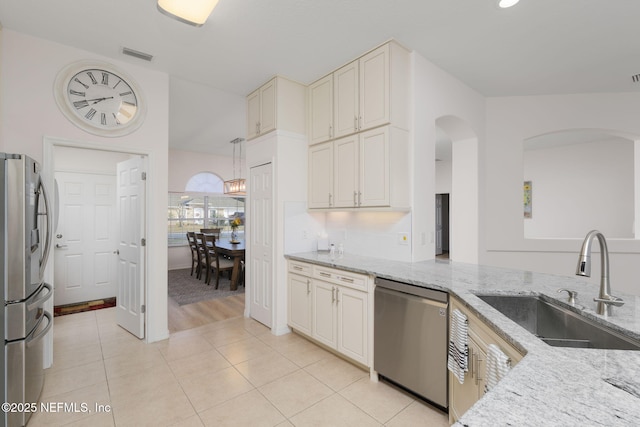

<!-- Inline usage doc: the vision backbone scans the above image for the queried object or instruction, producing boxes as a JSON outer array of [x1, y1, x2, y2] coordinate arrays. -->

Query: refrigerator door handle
[[26, 283, 52, 312], [38, 179, 52, 279], [26, 311, 52, 349]]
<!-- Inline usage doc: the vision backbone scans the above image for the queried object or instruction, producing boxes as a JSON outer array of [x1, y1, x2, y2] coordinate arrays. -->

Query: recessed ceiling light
[[499, 0, 520, 8]]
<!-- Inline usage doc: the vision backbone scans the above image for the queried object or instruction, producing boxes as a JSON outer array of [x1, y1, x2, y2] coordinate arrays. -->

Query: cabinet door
[[449, 337, 483, 423], [334, 61, 359, 138], [360, 44, 389, 131], [309, 75, 333, 145], [308, 142, 333, 208], [312, 280, 337, 348], [288, 273, 312, 336], [260, 79, 277, 135], [336, 286, 368, 365], [247, 89, 261, 139], [359, 127, 389, 207], [333, 135, 359, 208]]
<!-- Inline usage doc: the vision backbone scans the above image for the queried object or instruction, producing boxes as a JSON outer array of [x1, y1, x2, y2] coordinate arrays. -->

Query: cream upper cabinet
[[359, 44, 389, 131], [308, 75, 334, 145], [309, 125, 409, 210], [333, 61, 359, 138], [333, 134, 359, 207], [308, 142, 333, 209], [246, 76, 306, 140], [307, 41, 410, 146], [359, 126, 390, 207], [246, 89, 261, 140]]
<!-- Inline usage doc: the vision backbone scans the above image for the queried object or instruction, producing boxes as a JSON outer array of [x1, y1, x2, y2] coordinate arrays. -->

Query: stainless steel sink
[[476, 295, 640, 350]]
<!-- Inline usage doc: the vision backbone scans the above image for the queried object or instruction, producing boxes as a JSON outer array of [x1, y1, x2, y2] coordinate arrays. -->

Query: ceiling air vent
[[122, 47, 154, 62], [632, 74, 640, 84]]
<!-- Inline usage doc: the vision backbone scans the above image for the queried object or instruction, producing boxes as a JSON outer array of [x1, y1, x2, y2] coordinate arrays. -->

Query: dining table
[[213, 238, 245, 291]]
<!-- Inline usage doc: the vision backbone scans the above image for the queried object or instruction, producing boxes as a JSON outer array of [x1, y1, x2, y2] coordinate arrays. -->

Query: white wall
[[1, 30, 170, 342], [411, 53, 486, 263], [484, 93, 640, 296], [523, 139, 634, 239]]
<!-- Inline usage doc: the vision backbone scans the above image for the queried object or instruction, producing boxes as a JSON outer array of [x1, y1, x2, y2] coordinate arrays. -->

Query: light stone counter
[[286, 252, 640, 426]]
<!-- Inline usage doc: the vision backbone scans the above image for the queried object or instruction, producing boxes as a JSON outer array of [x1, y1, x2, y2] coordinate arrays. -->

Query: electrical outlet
[[398, 232, 409, 245]]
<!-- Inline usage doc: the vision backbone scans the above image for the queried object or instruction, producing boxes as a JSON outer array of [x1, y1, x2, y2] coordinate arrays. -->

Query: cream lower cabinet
[[449, 296, 524, 424], [287, 260, 370, 367], [288, 273, 312, 336]]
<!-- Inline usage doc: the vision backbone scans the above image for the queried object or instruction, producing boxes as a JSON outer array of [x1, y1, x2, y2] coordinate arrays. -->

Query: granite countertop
[[286, 252, 640, 426]]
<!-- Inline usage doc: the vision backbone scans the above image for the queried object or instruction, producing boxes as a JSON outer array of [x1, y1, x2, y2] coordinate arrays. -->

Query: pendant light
[[157, 0, 220, 27], [224, 138, 246, 196]]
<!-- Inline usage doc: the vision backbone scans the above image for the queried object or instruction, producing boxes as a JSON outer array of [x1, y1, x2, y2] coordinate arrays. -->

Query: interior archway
[[435, 115, 479, 263]]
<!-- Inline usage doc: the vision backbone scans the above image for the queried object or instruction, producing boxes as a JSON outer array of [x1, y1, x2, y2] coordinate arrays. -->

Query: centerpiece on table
[[230, 217, 242, 243]]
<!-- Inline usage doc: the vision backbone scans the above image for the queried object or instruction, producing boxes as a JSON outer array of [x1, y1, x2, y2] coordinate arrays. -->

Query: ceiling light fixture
[[498, 0, 520, 8], [224, 138, 246, 196], [157, 0, 220, 27]]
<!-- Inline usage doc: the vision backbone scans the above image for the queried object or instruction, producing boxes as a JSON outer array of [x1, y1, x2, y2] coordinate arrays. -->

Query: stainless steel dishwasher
[[374, 277, 448, 410]]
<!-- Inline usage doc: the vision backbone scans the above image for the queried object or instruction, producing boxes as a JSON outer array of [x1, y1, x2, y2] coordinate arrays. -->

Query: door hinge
[[141, 172, 147, 180], [141, 238, 146, 246], [141, 304, 146, 313]]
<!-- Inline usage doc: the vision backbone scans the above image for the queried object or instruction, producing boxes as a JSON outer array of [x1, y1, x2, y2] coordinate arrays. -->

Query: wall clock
[[54, 60, 146, 137]]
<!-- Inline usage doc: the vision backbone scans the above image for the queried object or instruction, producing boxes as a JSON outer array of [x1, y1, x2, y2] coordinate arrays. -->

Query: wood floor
[[168, 293, 245, 333]]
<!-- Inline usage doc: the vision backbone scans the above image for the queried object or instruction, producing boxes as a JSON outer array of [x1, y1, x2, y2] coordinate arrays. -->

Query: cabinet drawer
[[313, 266, 368, 291], [289, 261, 312, 276]]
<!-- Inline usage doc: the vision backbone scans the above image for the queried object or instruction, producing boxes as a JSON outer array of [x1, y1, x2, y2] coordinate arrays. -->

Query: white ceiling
[[2, 0, 639, 155]]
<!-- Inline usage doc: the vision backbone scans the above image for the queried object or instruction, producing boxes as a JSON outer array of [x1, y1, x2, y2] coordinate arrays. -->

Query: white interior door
[[249, 162, 273, 327], [53, 172, 117, 306], [116, 156, 146, 339]]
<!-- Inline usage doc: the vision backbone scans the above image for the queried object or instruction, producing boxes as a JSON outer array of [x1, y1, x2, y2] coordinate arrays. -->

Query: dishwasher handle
[[375, 286, 448, 310], [375, 277, 448, 304]]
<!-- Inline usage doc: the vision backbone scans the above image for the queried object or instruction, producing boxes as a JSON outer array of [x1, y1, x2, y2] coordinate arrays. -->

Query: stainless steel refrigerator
[[1, 153, 53, 427]]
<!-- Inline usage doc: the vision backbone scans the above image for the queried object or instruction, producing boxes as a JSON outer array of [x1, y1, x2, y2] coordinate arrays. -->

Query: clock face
[[67, 68, 138, 129], [54, 61, 146, 137]]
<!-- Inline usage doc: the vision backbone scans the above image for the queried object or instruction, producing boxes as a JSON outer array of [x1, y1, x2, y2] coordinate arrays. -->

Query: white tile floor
[[29, 308, 449, 426]]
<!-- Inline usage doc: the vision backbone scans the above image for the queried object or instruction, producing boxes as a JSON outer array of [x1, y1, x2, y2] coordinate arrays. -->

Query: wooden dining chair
[[200, 228, 221, 239], [204, 234, 234, 288], [186, 232, 201, 277], [195, 233, 210, 282]]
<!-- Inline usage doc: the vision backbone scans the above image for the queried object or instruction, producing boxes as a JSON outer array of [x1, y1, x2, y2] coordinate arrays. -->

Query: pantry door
[[53, 172, 118, 306], [115, 156, 146, 339], [249, 162, 273, 327]]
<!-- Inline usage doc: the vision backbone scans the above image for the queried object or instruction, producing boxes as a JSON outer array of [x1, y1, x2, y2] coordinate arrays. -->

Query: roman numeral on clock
[[73, 100, 89, 109], [73, 78, 89, 89], [87, 72, 98, 85]]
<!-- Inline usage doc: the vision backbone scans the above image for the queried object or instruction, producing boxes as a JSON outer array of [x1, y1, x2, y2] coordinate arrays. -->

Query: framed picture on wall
[[524, 181, 532, 218]]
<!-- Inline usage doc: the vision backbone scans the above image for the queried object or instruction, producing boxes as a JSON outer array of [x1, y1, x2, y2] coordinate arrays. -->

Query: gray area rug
[[168, 268, 244, 306]]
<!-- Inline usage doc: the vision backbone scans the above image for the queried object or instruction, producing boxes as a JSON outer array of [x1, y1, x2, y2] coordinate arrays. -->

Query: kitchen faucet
[[575, 230, 624, 315]]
